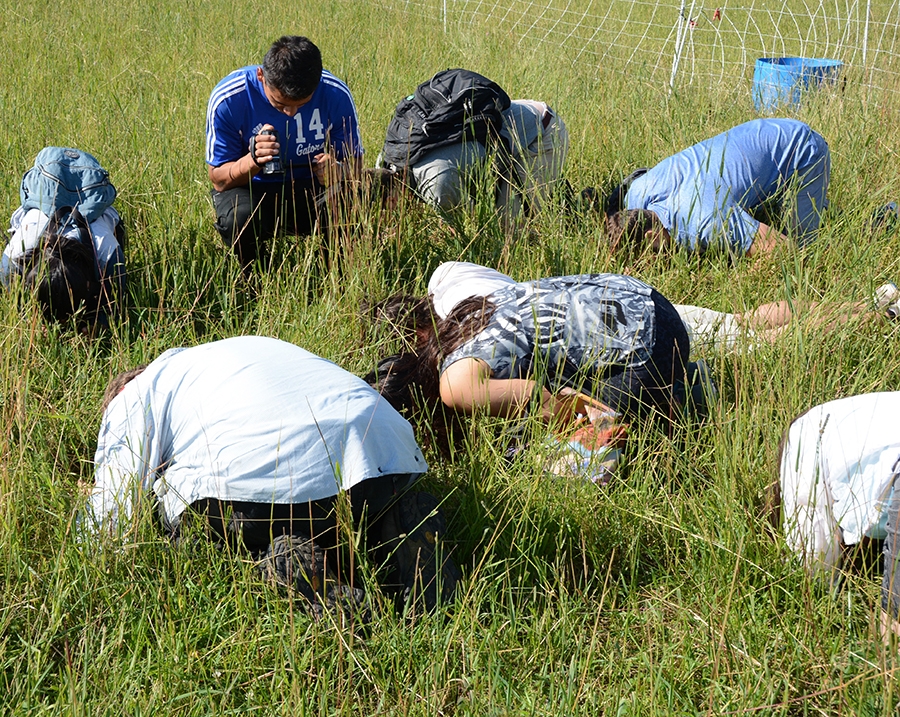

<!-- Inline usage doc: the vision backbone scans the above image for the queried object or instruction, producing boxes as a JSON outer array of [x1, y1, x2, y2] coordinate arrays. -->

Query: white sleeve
[[80, 393, 161, 537], [2, 207, 46, 286], [780, 410, 843, 575]]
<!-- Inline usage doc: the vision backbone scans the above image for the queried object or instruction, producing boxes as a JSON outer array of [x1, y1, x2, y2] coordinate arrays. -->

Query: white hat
[[427, 261, 516, 319]]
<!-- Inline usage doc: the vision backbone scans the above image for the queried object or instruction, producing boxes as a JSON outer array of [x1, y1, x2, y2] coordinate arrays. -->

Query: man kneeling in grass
[[603, 118, 830, 258], [775, 393, 900, 640], [82, 335, 459, 619]]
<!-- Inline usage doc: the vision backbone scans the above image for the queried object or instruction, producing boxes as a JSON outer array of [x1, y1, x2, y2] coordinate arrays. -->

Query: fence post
[[863, 0, 870, 66], [670, 0, 695, 90]]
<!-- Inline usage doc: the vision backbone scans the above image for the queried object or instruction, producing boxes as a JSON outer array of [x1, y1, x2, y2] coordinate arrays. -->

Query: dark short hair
[[18, 235, 99, 327], [102, 366, 147, 414], [261, 36, 323, 100], [606, 209, 664, 254]]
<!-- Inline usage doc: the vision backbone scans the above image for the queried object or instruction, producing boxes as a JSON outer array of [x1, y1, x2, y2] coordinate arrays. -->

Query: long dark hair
[[363, 293, 496, 415], [17, 234, 100, 327]]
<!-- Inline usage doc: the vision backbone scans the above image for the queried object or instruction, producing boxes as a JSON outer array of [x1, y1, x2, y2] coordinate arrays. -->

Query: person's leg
[[371, 490, 461, 613], [514, 109, 570, 216], [784, 134, 830, 247], [211, 186, 280, 271], [881, 475, 900, 640], [599, 290, 690, 420], [188, 494, 366, 620], [673, 304, 743, 352], [736, 300, 873, 342], [282, 178, 321, 238], [258, 476, 458, 615], [410, 142, 488, 214]]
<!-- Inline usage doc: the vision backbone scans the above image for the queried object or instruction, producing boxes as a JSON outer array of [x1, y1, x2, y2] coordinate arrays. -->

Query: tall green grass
[[2, 0, 900, 713]]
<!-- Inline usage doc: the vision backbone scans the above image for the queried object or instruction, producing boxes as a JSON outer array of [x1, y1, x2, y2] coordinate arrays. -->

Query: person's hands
[[249, 125, 280, 167], [551, 388, 629, 449], [546, 390, 585, 428], [312, 152, 342, 185]]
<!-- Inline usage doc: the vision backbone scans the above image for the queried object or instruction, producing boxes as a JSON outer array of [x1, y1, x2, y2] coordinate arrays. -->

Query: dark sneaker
[[684, 359, 718, 419], [871, 202, 900, 234], [259, 534, 367, 623], [379, 492, 460, 614]]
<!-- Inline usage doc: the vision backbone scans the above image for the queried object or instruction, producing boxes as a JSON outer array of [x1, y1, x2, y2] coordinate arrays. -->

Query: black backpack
[[381, 69, 511, 169]]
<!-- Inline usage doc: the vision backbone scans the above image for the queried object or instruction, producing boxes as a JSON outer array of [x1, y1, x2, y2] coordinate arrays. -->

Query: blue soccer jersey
[[206, 66, 363, 184], [625, 119, 829, 253]]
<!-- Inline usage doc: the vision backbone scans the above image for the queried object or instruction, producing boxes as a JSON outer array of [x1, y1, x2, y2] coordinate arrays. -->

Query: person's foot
[[379, 491, 460, 614], [871, 202, 900, 233], [874, 282, 900, 319], [258, 534, 368, 623], [684, 359, 718, 419]]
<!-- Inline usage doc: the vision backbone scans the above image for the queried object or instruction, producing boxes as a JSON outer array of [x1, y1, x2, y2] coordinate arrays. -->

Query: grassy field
[[2, 0, 900, 713]]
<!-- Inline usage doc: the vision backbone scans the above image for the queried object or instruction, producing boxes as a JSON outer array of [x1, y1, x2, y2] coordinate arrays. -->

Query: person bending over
[[776, 393, 900, 640], [367, 271, 689, 429], [604, 119, 830, 257], [426, 262, 900, 357], [3, 205, 125, 331], [83, 336, 459, 617], [380, 76, 569, 229], [206, 35, 362, 272]]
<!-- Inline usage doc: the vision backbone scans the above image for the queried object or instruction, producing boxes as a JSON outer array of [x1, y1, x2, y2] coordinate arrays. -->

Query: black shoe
[[380, 492, 460, 614], [684, 359, 717, 420], [259, 534, 368, 623], [580, 186, 601, 213], [871, 202, 900, 234]]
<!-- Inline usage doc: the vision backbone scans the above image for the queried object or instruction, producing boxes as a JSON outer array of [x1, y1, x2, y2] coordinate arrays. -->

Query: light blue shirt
[[84, 336, 426, 535], [625, 119, 827, 253]]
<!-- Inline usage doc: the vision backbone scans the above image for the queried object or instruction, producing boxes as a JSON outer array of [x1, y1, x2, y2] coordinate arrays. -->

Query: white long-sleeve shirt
[[780, 392, 900, 572], [84, 336, 427, 535], [2, 206, 122, 285]]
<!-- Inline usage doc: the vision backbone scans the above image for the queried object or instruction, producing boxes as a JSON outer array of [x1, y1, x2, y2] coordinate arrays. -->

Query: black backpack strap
[[603, 168, 651, 217], [42, 206, 100, 278]]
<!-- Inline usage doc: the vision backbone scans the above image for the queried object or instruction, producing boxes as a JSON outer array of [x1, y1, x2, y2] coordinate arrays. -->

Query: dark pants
[[882, 471, 900, 619], [597, 289, 690, 420], [180, 473, 414, 553], [212, 179, 320, 271]]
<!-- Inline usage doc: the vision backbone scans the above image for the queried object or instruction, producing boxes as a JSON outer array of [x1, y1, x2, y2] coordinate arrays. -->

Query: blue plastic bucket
[[752, 57, 843, 111]]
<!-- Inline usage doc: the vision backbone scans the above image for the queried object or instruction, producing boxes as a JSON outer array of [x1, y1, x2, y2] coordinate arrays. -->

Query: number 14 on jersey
[[293, 109, 325, 144]]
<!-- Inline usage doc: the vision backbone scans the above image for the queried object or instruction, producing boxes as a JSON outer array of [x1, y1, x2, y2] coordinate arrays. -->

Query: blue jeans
[[786, 132, 830, 248]]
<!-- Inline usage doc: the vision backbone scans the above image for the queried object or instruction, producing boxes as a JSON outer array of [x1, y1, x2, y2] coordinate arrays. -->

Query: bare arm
[[438, 357, 584, 425], [746, 222, 789, 257], [208, 155, 261, 192], [208, 125, 280, 192]]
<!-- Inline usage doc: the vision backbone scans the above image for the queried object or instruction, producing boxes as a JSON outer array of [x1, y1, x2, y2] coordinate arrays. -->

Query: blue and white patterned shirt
[[442, 274, 656, 391]]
